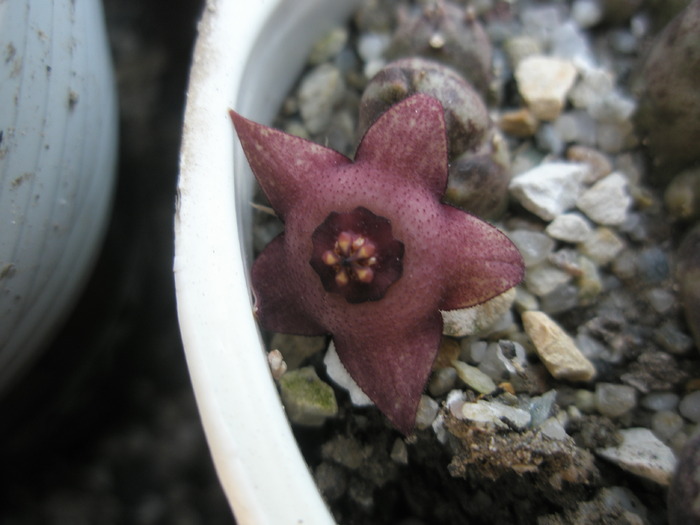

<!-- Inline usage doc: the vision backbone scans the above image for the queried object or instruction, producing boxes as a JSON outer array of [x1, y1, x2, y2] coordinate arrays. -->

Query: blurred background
[[0, 1, 235, 522]]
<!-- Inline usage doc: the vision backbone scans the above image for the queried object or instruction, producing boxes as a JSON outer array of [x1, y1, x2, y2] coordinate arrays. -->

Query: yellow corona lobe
[[321, 231, 379, 286]]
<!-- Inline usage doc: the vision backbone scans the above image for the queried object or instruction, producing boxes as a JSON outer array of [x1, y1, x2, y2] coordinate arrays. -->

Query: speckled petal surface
[[230, 110, 350, 219], [354, 94, 449, 198], [438, 205, 525, 310]]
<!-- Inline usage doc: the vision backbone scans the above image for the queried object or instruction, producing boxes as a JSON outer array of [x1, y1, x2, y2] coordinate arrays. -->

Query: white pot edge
[[174, 1, 361, 523]]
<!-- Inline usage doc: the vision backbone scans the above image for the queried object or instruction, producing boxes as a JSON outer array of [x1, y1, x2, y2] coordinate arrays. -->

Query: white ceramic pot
[[0, 0, 117, 394], [175, 0, 362, 523]]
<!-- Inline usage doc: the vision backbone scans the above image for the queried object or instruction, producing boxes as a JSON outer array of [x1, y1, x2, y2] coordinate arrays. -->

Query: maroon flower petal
[[354, 94, 449, 199], [229, 110, 351, 219], [251, 234, 327, 336], [438, 205, 525, 310], [333, 311, 443, 435]]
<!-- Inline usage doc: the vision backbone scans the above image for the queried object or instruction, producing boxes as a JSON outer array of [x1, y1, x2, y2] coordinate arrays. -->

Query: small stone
[[503, 35, 543, 69], [270, 333, 326, 369], [640, 392, 679, 412], [315, 462, 347, 501], [525, 263, 572, 297], [390, 438, 408, 465], [452, 360, 498, 395], [550, 21, 596, 67], [478, 341, 527, 382], [595, 383, 637, 418], [461, 339, 488, 364], [508, 230, 555, 268], [356, 32, 391, 63], [267, 349, 287, 380], [324, 342, 372, 406], [576, 255, 604, 304], [415, 395, 439, 430], [679, 391, 700, 423], [574, 389, 597, 413], [509, 162, 587, 221], [654, 321, 694, 355], [308, 27, 349, 65], [514, 286, 539, 313], [665, 166, 700, 222], [529, 390, 558, 427], [441, 288, 516, 337], [599, 486, 649, 523], [651, 411, 684, 443], [428, 367, 458, 397], [597, 428, 677, 486], [572, 0, 603, 28], [546, 213, 593, 243], [596, 120, 637, 154], [460, 400, 532, 430], [515, 55, 578, 121], [579, 227, 625, 266], [636, 246, 670, 284], [566, 145, 613, 183], [576, 172, 632, 226], [522, 311, 596, 382], [644, 287, 675, 314], [535, 122, 565, 155], [540, 284, 579, 314], [498, 108, 539, 137], [552, 111, 597, 147], [298, 63, 345, 134], [279, 367, 338, 426], [569, 67, 614, 111], [540, 417, 569, 440]]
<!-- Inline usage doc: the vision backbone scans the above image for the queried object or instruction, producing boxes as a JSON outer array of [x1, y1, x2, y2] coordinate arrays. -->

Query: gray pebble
[[299, 63, 345, 134], [595, 382, 637, 418], [651, 410, 685, 442], [640, 392, 679, 412], [508, 230, 555, 267], [679, 391, 700, 423], [428, 367, 457, 397]]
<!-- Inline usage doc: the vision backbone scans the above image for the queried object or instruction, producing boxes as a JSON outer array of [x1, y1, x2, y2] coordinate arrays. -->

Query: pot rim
[[175, 1, 361, 523]]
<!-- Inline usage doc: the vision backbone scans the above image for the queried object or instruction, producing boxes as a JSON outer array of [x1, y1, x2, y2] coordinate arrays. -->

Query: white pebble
[[546, 213, 593, 243], [579, 227, 625, 265], [597, 428, 677, 486], [356, 32, 391, 62], [452, 361, 498, 395], [509, 162, 587, 221], [577, 172, 632, 226], [515, 56, 578, 121], [540, 417, 568, 440], [525, 263, 572, 297], [508, 230, 555, 267], [415, 395, 439, 430], [460, 400, 532, 430]]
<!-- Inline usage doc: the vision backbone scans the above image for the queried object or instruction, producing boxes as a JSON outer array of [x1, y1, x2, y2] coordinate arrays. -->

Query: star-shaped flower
[[230, 94, 524, 435]]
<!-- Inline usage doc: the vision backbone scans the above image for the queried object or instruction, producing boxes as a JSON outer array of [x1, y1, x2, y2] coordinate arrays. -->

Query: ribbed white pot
[[175, 1, 362, 524], [0, 0, 118, 394]]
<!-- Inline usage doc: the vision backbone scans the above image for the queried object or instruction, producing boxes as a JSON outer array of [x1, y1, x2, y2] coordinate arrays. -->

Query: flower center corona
[[322, 232, 378, 286], [310, 207, 404, 303]]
